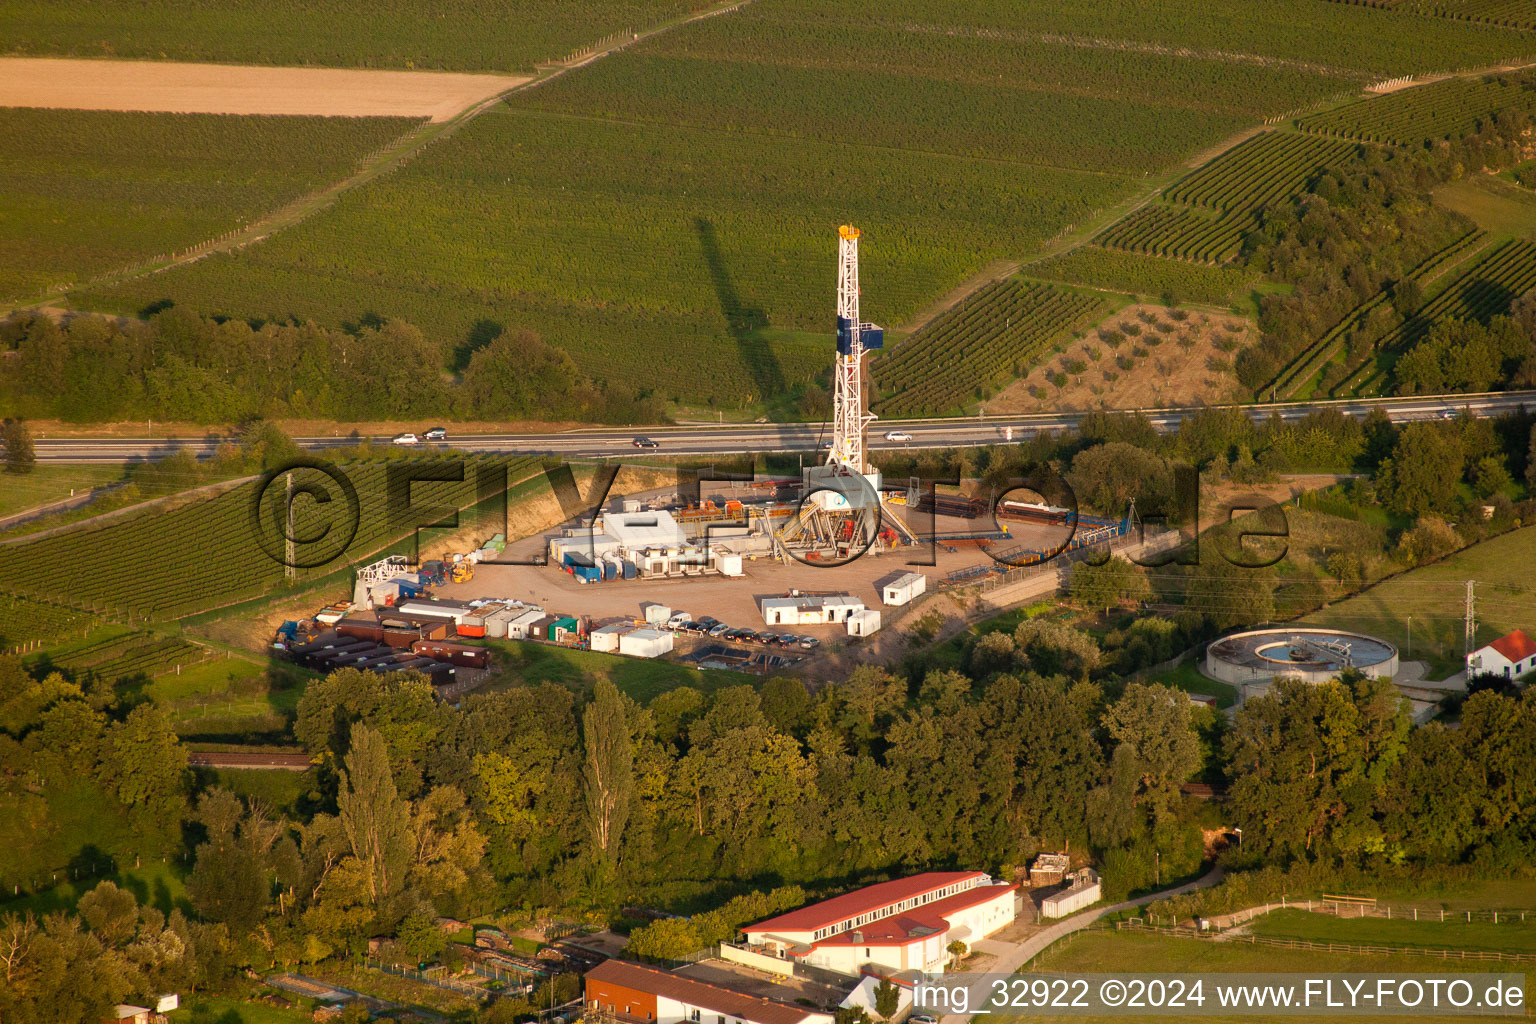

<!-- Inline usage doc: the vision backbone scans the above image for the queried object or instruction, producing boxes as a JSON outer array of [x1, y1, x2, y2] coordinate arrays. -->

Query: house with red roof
[[584, 959, 832, 1024], [741, 871, 1016, 977], [1467, 629, 1536, 681]]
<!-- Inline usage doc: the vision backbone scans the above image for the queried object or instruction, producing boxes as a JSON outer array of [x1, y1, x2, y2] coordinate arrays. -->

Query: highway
[[31, 390, 1536, 464]]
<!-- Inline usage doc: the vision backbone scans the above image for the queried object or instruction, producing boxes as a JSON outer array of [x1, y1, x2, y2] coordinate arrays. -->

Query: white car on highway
[[884, 430, 914, 442], [391, 432, 420, 445]]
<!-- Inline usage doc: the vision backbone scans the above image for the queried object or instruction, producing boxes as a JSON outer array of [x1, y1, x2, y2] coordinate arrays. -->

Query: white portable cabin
[[505, 608, 546, 640], [760, 593, 864, 626], [881, 572, 927, 606], [846, 608, 882, 637], [642, 603, 672, 625], [1041, 869, 1101, 919], [396, 599, 472, 624], [714, 551, 745, 577], [590, 623, 629, 653], [482, 605, 525, 639], [619, 627, 674, 659]]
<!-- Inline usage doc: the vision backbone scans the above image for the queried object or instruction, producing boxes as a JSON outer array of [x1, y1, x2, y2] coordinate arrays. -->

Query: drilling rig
[[774, 224, 898, 561]]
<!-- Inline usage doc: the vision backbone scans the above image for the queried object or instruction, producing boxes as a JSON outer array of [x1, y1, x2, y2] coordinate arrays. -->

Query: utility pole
[[1464, 580, 1476, 656]]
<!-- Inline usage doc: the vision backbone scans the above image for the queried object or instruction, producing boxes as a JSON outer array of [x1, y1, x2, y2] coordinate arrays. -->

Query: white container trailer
[[619, 627, 674, 659], [505, 608, 546, 640], [881, 572, 927, 606], [642, 603, 672, 625], [396, 599, 472, 623], [715, 552, 744, 577], [590, 623, 628, 653], [1041, 870, 1101, 919], [846, 608, 882, 636]]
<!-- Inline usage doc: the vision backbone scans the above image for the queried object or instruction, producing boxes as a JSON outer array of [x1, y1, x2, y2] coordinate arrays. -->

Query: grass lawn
[[170, 995, 316, 1024], [1433, 175, 1536, 241], [490, 640, 755, 703], [0, 464, 124, 518], [1301, 524, 1536, 677], [1142, 657, 1238, 708], [1017, 930, 1527, 1023], [213, 768, 312, 814], [1248, 908, 1536, 955], [0, 860, 189, 918]]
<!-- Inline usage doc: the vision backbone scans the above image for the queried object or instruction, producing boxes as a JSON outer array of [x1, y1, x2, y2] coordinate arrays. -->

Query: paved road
[[940, 866, 1225, 1024], [30, 391, 1534, 464], [186, 750, 312, 770]]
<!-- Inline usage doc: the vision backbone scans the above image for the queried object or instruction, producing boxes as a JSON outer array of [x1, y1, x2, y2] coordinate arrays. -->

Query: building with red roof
[[741, 872, 1016, 976], [584, 960, 831, 1024], [1467, 629, 1536, 680]]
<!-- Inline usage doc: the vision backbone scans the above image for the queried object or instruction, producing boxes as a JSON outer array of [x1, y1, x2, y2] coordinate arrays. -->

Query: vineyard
[[1265, 230, 1491, 398], [1096, 132, 1357, 264], [0, 595, 94, 652], [75, 105, 1125, 407], [1348, 236, 1536, 394], [69, 0, 1536, 410], [1297, 72, 1536, 145], [873, 280, 1104, 417], [51, 632, 211, 683], [0, 456, 543, 622], [0, 0, 696, 71], [1323, 0, 1536, 31], [0, 108, 419, 302]]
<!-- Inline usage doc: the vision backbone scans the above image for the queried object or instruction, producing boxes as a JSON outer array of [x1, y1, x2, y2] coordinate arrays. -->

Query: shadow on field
[[695, 216, 783, 400]]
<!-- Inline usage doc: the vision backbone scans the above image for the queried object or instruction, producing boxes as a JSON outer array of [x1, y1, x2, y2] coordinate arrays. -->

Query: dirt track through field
[[0, 58, 525, 122]]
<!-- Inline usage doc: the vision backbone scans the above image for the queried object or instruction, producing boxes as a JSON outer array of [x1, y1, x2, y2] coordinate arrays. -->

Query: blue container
[[622, 560, 637, 580], [573, 565, 601, 583]]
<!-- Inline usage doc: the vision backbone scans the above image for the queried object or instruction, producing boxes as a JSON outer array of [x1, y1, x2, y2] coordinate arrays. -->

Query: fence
[[1112, 919, 1536, 963]]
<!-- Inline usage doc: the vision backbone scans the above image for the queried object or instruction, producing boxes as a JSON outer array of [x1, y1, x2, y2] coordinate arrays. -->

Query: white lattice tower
[[829, 224, 875, 474]]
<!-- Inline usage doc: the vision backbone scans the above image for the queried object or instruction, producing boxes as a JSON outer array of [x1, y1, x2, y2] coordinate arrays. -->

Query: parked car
[[681, 621, 707, 634], [633, 436, 660, 448], [821, 440, 833, 450], [708, 623, 731, 637], [725, 628, 751, 641], [392, 432, 420, 445], [884, 430, 914, 442], [698, 616, 720, 628], [424, 426, 448, 440], [665, 612, 690, 629], [799, 636, 820, 649], [910, 1015, 939, 1024]]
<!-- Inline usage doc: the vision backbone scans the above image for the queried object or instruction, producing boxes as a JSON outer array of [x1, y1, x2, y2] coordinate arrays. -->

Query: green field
[[67, 0, 1536, 410], [0, 108, 420, 302], [491, 639, 755, 703], [1248, 908, 1536, 954], [1434, 175, 1536, 240], [0, 464, 124, 518], [1020, 929, 1530, 1024], [1028, 246, 1257, 306], [169, 995, 316, 1024], [1302, 525, 1536, 673], [0, 855, 188, 917], [0, 0, 694, 71]]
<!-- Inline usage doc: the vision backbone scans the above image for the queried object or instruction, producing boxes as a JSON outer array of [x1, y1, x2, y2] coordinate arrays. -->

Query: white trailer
[[846, 608, 882, 636], [619, 627, 674, 658], [881, 572, 927, 606]]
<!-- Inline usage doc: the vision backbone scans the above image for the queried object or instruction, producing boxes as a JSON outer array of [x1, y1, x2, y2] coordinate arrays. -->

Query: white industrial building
[[760, 593, 865, 627], [1466, 629, 1536, 680], [742, 871, 1016, 976], [881, 572, 927, 606], [590, 623, 628, 653], [1040, 868, 1100, 919]]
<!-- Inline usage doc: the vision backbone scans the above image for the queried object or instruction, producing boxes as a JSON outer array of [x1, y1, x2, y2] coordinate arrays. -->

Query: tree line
[[0, 309, 668, 426]]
